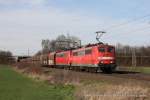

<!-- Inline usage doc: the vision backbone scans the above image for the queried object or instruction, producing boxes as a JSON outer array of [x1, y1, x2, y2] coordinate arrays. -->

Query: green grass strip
[[0, 65, 74, 100]]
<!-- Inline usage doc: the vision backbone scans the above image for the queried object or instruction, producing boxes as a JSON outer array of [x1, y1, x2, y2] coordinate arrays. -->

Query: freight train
[[28, 43, 117, 73]]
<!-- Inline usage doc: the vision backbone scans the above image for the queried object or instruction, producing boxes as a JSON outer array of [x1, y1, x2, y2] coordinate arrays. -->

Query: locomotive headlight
[[110, 61, 113, 63]]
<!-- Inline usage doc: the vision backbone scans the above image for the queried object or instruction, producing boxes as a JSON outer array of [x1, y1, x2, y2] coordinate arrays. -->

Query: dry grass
[[13, 64, 80, 85], [13, 67, 48, 82], [48, 69, 81, 85], [75, 83, 149, 100]]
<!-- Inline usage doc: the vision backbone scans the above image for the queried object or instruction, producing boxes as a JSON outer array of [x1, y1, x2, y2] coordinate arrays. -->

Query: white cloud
[[0, 0, 47, 5]]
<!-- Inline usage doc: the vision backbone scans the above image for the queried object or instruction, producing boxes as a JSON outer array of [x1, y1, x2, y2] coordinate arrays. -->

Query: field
[[0, 63, 150, 100], [0, 65, 74, 100]]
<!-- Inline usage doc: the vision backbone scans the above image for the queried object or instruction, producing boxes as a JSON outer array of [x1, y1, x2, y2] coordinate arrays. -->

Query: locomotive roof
[[56, 43, 114, 53]]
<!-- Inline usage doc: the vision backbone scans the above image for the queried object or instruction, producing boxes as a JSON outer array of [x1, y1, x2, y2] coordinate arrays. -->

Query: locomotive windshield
[[107, 47, 114, 53], [98, 46, 114, 53], [98, 47, 105, 52]]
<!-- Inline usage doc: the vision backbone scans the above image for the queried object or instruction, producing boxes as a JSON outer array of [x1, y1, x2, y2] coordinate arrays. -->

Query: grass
[[136, 67, 150, 74], [0, 65, 74, 100], [127, 67, 150, 74]]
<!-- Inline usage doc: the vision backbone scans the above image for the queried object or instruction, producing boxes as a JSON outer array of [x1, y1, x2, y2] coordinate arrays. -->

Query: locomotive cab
[[98, 45, 117, 73]]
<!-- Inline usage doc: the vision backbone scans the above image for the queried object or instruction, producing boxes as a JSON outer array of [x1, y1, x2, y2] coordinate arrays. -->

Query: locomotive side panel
[[71, 47, 98, 67], [55, 51, 71, 66]]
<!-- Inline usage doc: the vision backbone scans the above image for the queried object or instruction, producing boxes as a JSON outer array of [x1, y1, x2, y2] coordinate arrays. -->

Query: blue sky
[[0, 0, 150, 55], [48, 0, 148, 18]]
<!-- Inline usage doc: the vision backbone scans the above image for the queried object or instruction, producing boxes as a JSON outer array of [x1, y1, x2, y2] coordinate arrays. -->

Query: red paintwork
[[71, 46, 98, 65], [55, 51, 71, 65], [48, 44, 116, 67]]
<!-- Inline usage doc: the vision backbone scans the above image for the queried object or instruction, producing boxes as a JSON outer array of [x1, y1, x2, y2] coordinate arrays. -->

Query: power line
[[123, 26, 150, 34], [105, 26, 150, 41], [104, 13, 150, 31]]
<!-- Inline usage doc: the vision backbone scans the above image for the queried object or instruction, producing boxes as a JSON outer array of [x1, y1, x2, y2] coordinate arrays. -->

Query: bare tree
[[41, 34, 80, 53]]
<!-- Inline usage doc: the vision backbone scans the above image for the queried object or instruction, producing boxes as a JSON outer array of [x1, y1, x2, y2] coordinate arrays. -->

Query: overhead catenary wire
[[117, 26, 150, 37], [102, 12, 150, 40], [104, 13, 150, 31], [123, 26, 150, 34], [97, 4, 150, 46]]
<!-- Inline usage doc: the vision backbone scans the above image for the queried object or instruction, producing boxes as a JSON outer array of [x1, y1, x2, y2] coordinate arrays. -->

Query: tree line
[[0, 50, 15, 64], [116, 43, 150, 66], [116, 43, 150, 57]]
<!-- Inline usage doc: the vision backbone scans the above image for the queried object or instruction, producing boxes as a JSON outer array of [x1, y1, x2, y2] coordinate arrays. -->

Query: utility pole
[[132, 47, 136, 67], [28, 48, 30, 56]]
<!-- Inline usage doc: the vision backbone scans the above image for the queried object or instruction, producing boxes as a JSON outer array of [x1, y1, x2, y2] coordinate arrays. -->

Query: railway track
[[42, 66, 150, 82], [106, 71, 150, 81]]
